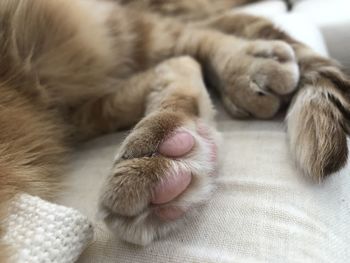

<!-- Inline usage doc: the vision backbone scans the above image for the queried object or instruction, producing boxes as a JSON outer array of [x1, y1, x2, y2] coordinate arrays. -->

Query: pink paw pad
[[151, 170, 192, 205], [152, 128, 217, 220], [158, 131, 195, 157], [151, 131, 195, 220], [151, 171, 191, 221]]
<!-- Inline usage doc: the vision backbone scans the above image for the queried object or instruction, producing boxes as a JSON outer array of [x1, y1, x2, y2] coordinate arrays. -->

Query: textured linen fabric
[[57, 7, 350, 263], [4, 194, 93, 263], [59, 110, 350, 263]]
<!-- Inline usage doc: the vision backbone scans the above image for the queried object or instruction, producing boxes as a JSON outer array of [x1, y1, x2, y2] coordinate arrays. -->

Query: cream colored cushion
[[59, 109, 350, 262], [292, 0, 350, 71]]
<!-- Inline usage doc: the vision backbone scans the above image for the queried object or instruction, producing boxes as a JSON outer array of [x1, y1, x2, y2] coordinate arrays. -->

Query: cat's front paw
[[98, 111, 220, 245], [211, 39, 300, 119]]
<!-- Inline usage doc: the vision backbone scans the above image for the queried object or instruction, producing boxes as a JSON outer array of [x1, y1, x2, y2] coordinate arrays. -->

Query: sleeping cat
[[0, 0, 349, 258]]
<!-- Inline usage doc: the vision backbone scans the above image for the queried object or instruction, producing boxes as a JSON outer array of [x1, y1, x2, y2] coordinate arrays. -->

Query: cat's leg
[[96, 56, 220, 245], [68, 3, 299, 137], [199, 13, 350, 180], [68, 70, 158, 141], [104, 5, 300, 119]]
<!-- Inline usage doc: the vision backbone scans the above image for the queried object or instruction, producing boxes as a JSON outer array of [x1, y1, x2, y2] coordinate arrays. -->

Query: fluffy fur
[[0, 0, 349, 259]]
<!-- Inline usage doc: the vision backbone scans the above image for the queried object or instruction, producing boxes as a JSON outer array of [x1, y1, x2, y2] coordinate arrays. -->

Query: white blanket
[[3, 194, 93, 263]]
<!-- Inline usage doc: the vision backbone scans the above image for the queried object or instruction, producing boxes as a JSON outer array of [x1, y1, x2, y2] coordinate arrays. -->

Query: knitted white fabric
[[3, 194, 93, 263]]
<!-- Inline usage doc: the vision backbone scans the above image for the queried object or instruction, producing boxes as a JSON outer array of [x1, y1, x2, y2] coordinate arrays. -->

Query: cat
[[0, 0, 349, 258]]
